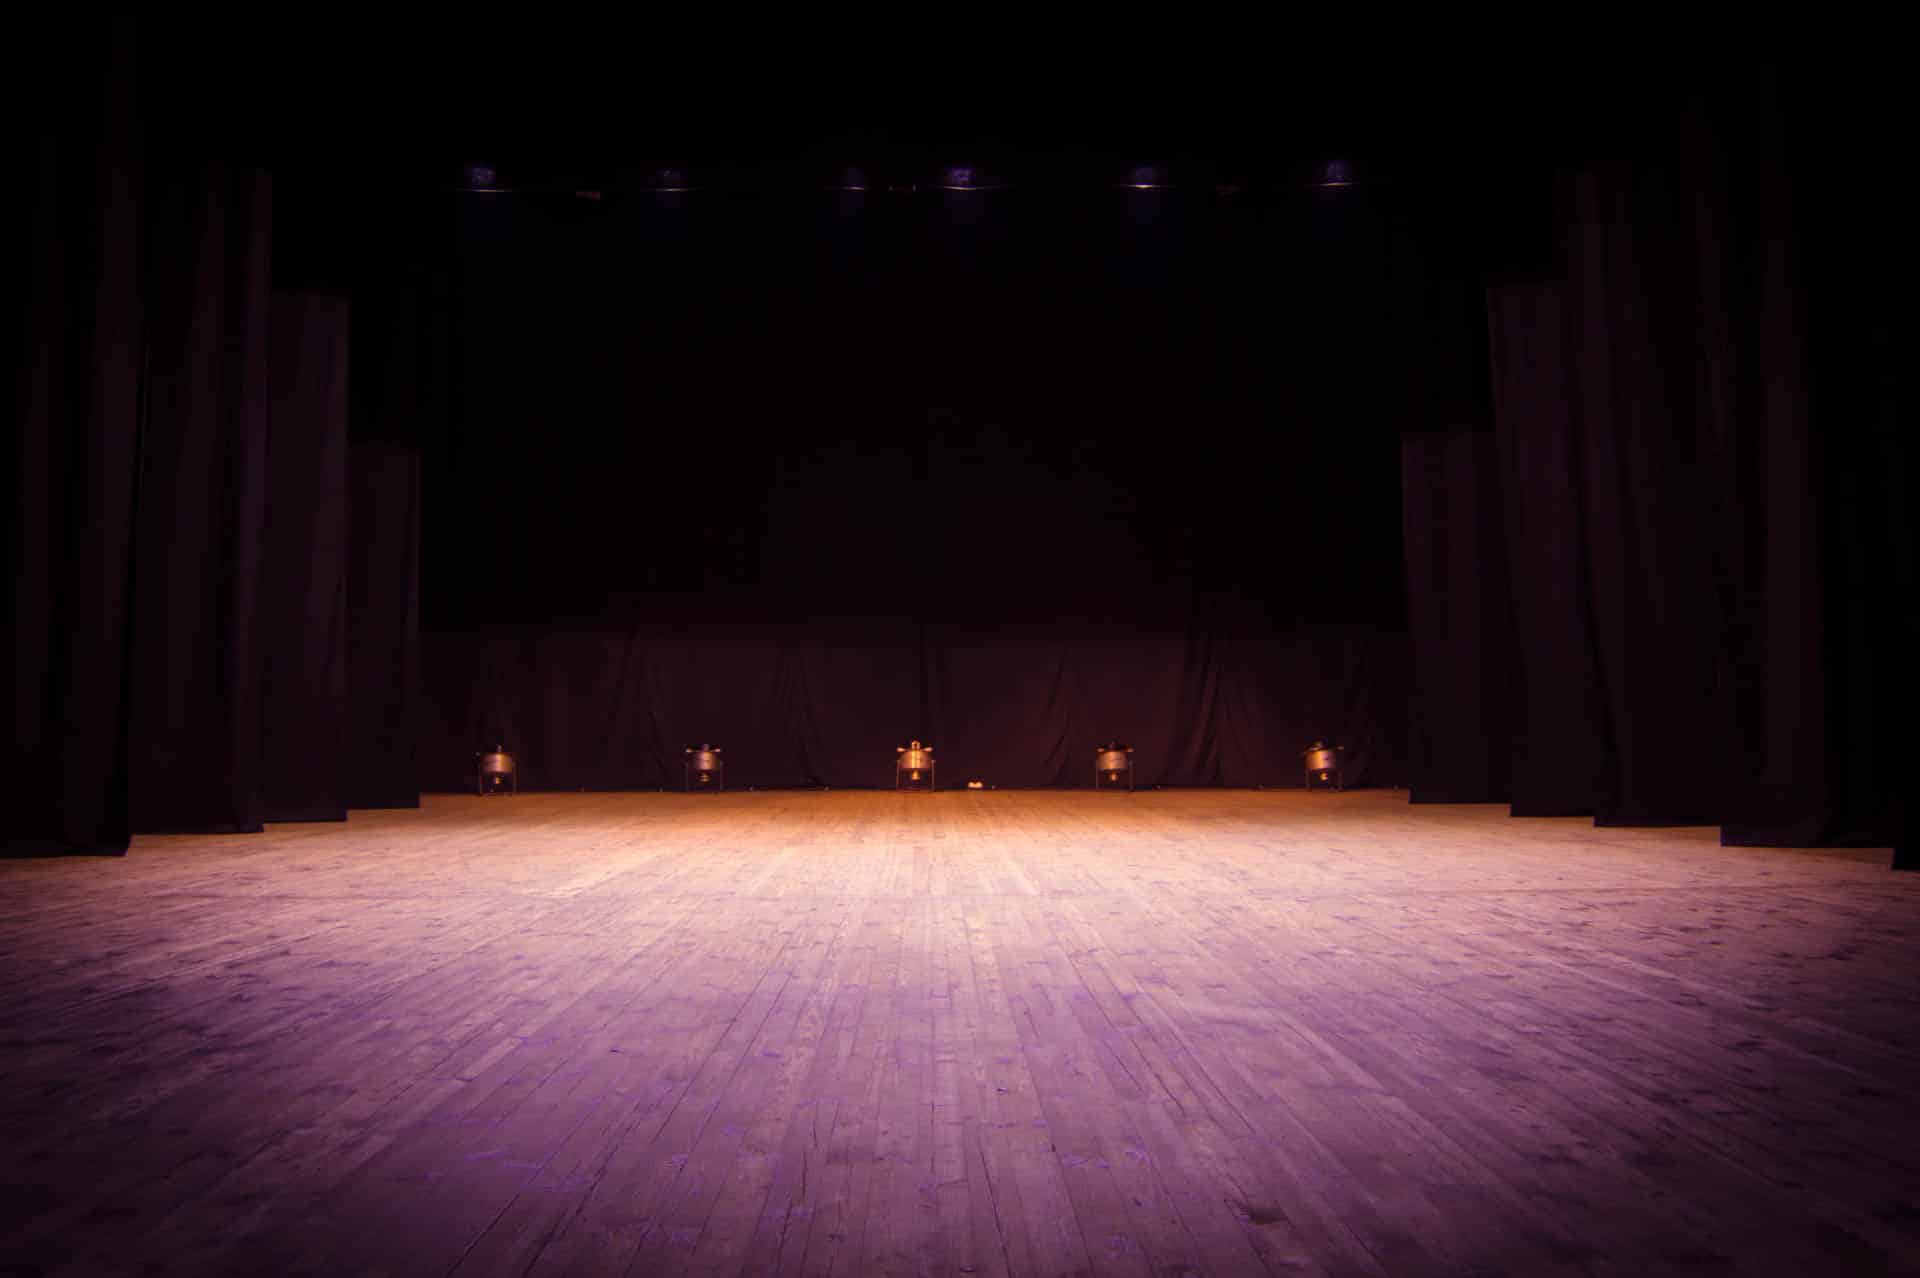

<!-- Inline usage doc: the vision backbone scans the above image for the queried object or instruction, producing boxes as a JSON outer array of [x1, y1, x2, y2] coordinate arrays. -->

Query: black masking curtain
[[1402, 79, 1904, 847], [3, 19, 144, 856], [123, 167, 275, 834], [346, 443, 422, 808], [1790, 72, 1914, 860], [260, 292, 352, 822], [6, 19, 421, 850]]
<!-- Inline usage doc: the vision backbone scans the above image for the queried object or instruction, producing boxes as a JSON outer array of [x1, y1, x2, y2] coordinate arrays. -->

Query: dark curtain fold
[[1680, 104, 1827, 843], [1403, 79, 1902, 847], [260, 292, 351, 821], [1789, 73, 1915, 861], [1558, 165, 1723, 828], [1484, 277, 1610, 816], [346, 443, 422, 807], [3, 19, 144, 855], [124, 167, 275, 834], [1398, 424, 1515, 803], [7, 19, 425, 851]]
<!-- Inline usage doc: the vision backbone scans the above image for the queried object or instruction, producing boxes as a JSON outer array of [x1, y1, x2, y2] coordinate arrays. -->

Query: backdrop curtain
[[416, 621, 1408, 792]]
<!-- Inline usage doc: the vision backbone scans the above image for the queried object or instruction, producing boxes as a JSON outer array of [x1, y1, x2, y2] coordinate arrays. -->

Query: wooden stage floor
[[1, 791, 1915, 1277]]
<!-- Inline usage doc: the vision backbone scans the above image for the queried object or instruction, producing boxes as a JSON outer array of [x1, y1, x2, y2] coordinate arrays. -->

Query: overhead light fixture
[[1310, 159, 1359, 189], [457, 162, 510, 193], [642, 167, 693, 193], [933, 163, 1007, 192]]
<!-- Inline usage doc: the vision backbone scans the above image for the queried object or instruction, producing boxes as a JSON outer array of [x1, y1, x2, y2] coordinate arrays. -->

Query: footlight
[[476, 745, 517, 796], [684, 745, 724, 792], [1094, 743, 1135, 792], [896, 740, 936, 792], [1303, 741, 1344, 791]]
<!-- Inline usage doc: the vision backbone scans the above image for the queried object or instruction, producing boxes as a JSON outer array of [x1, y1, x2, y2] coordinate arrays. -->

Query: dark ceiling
[[56, 18, 1735, 189]]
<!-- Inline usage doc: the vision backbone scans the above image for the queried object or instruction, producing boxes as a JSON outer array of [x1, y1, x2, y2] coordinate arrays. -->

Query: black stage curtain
[[123, 167, 275, 834], [1401, 79, 1905, 847], [1399, 426, 1516, 806], [260, 293, 352, 822], [1795, 72, 1916, 863], [6, 20, 421, 850], [418, 623, 1408, 792], [3, 20, 144, 856], [347, 443, 422, 807]]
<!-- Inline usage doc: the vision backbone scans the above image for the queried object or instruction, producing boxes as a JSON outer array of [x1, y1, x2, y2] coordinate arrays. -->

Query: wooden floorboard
[[1, 790, 1916, 1277]]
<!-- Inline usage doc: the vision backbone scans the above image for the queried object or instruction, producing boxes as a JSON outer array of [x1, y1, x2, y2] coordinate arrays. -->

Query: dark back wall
[[391, 165, 1450, 788]]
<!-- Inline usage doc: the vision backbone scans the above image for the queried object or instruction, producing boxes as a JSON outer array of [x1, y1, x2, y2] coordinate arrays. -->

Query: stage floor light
[[1095, 743, 1134, 791], [684, 745, 724, 792], [896, 740, 936, 791], [476, 745, 517, 795], [1304, 741, 1345, 790]]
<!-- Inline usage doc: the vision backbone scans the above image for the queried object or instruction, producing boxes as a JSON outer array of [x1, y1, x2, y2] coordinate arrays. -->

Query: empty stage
[[2, 791, 1916, 1276]]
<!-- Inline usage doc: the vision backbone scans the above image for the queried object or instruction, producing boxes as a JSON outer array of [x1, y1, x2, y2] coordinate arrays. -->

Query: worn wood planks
[[1, 790, 1915, 1276]]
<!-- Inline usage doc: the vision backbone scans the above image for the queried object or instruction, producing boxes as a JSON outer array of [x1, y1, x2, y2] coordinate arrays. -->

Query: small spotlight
[[459, 162, 508, 193], [1094, 743, 1134, 792], [644, 167, 692, 193], [1303, 741, 1345, 791], [896, 740, 936, 791], [1312, 159, 1357, 189], [933, 164, 1006, 191], [684, 745, 724, 792], [476, 744, 517, 795], [828, 166, 870, 192], [1121, 164, 1168, 190]]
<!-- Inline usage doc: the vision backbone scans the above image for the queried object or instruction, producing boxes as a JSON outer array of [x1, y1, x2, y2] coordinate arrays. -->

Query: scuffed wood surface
[[0, 791, 1914, 1276]]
